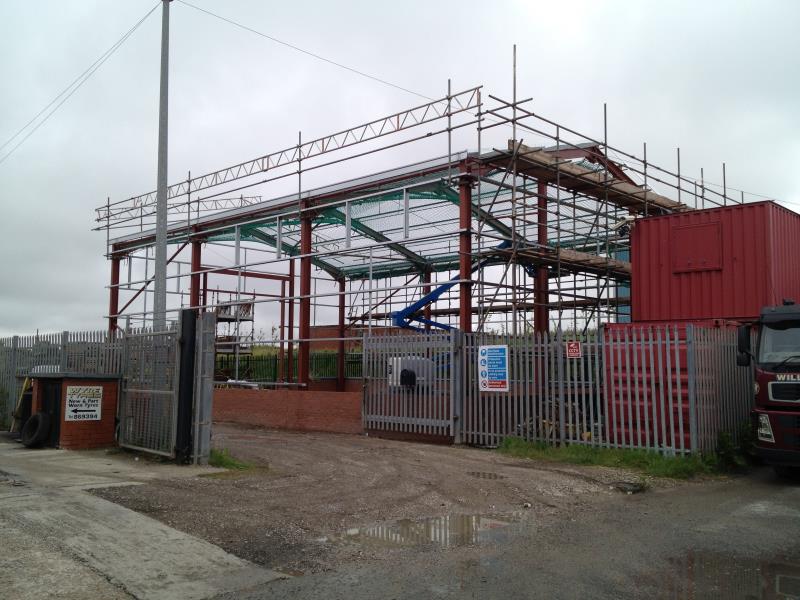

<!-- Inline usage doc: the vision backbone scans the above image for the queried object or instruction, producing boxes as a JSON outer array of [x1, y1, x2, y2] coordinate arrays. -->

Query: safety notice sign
[[478, 344, 509, 392], [566, 341, 583, 359], [65, 386, 102, 421]]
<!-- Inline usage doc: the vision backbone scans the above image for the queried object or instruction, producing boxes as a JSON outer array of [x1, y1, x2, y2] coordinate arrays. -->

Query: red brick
[[58, 379, 118, 450], [212, 388, 362, 434]]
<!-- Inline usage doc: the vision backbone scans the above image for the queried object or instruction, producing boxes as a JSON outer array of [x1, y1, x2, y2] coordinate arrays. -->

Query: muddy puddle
[[655, 550, 800, 598], [318, 513, 522, 549]]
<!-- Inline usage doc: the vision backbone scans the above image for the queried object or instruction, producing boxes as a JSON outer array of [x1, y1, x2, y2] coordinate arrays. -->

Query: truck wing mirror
[[737, 325, 751, 367]]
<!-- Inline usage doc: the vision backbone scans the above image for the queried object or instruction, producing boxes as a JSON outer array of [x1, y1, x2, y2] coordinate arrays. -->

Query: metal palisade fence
[[692, 326, 755, 454], [362, 331, 459, 439], [0, 317, 216, 464], [362, 324, 754, 455], [463, 330, 603, 448], [0, 330, 123, 424], [118, 328, 179, 456]]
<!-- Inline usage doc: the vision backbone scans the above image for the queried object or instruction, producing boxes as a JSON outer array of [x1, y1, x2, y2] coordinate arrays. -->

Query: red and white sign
[[566, 341, 582, 359]]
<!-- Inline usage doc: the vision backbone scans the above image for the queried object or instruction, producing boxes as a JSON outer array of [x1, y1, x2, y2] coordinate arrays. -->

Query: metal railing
[[692, 326, 754, 454], [463, 330, 605, 449], [214, 351, 363, 383], [362, 331, 457, 438], [0, 320, 215, 464], [118, 328, 178, 456], [362, 324, 755, 455], [0, 330, 123, 424]]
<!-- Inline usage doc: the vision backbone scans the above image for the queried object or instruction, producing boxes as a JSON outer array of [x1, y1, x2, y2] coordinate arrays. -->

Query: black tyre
[[20, 412, 51, 448]]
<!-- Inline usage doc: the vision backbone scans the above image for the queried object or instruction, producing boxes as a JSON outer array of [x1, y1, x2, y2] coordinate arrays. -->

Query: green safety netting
[[167, 167, 629, 281]]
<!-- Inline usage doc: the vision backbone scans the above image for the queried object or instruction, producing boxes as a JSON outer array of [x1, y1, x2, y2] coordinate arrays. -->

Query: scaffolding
[[96, 84, 744, 389]]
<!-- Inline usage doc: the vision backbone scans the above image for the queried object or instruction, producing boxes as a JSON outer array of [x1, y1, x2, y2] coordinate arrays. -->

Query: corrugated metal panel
[[631, 201, 800, 322], [768, 203, 800, 308]]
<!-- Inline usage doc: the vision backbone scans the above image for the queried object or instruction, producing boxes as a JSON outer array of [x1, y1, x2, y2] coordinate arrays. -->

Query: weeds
[[498, 437, 714, 479], [209, 448, 252, 471], [712, 422, 756, 472]]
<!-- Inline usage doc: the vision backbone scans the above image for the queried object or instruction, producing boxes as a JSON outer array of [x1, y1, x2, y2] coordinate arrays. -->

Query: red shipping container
[[631, 201, 800, 323]]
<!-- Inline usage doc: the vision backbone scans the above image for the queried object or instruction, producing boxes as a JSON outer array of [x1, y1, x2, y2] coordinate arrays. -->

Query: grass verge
[[498, 437, 714, 479], [209, 448, 253, 471]]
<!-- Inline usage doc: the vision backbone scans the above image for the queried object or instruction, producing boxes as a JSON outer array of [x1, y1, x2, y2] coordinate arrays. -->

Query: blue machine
[[392, 240, 539, 331]]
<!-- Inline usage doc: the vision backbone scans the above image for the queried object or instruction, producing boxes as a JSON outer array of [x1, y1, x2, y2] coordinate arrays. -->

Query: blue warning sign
[[478, 344, 509, 392]]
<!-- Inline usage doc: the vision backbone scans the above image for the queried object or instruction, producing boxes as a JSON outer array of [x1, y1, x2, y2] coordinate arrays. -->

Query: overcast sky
[[1, 0, 798, 336]]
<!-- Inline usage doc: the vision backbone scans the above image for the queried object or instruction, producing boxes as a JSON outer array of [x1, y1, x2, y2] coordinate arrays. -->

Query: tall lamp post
[[153, 0, 171, 331]]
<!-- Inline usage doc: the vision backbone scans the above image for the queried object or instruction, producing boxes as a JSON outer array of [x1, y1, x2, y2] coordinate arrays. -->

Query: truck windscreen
[[758, 322, 800, 368]]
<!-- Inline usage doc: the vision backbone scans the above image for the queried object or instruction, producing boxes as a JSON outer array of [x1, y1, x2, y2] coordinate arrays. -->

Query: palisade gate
[[0, 311, 216, 463], [362, 325, 753, 455]]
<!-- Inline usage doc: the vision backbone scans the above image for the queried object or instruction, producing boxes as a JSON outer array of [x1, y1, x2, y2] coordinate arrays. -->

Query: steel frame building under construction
[[97, 84, 744, 390]]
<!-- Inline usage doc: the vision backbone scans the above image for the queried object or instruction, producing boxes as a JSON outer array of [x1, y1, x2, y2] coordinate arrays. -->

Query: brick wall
[[308, 379, 362, 393], [309, 325, 403, 351], [31, 379, 41, 413], [213, 388, 362, 434], [59, 379, 119, 450]]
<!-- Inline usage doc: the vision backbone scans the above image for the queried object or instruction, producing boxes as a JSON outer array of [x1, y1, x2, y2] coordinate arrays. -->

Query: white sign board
[[65, 386, 103, 421], [478, 344, 509, 392]]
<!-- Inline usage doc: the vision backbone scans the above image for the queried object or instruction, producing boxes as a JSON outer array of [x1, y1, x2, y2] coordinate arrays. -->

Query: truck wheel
[[20, 412, 51, 448], [773, 465, 800, 480]]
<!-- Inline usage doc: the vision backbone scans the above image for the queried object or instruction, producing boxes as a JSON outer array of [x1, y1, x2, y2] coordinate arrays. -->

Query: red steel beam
[[108, 256, 121, 333], [204, 288, 282, 298], [543, 145, 635, 186], [279, 280, 286, 382], [337, 278, 346, 391], [535, 179, 549, 333], [459, 167, 473, 332], [190, 241, 202, 308], [287, 259, 295, 382], [115, 242, 188, 320], [422, 270, 432, 332], [298, 215, 312, 385], [202, 267, 290, 282]]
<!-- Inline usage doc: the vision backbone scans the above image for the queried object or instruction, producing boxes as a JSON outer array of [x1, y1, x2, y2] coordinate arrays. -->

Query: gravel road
[[93, 424, 800, 598]]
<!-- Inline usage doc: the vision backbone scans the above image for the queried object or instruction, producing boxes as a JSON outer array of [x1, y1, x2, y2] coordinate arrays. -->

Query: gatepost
[[557, 328, 566, 444], [451, 329, 464, 444]]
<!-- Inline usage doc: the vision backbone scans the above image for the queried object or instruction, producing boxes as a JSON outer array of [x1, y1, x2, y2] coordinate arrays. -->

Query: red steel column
[[287, 258, 295, 382], [108, 255, 121, 333], [459, 173, 473, 332], [189, 240, 202, 309], [298, 214, 312, 385], [535, 179, 549, 333], [337, 278, 346, 391], [422, 270, 432, 331], [279, 280, 285, 382]]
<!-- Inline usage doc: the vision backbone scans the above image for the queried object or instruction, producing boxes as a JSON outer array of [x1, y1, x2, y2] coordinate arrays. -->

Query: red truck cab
[[738, 301, 800, 475]]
